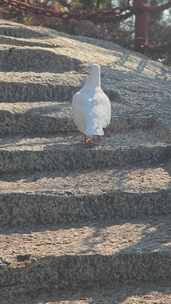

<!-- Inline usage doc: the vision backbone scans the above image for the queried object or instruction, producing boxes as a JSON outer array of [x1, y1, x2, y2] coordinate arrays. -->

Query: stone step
[[0, 102, 156, 137], [1, 284, 171, 304], [0, 22, 49, 38], [0, 216, 171, 290], [0, 164, 171, 228], [0, 71, 124, 103], [0, 45, 82, 72], [0, 35, 59, 48], [0, 72, 83, 102], [0, 68, 170, 107], [0, 129, 170, 174]]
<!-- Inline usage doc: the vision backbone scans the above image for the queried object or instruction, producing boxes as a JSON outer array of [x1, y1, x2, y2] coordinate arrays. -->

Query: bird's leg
[[84, 135, 94, 144], [105, 127, 112, 137]]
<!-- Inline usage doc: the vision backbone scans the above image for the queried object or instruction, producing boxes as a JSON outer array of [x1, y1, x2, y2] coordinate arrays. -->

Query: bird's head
[[83, 64, 101, 89]]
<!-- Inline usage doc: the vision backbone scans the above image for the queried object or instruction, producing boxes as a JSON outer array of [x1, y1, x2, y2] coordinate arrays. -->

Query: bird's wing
[[91, 90, 111, 129], [72, 92, 86, 134]]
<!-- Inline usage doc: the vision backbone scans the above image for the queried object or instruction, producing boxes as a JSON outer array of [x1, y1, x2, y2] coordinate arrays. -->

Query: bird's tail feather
[[85, 126, 104, 136]]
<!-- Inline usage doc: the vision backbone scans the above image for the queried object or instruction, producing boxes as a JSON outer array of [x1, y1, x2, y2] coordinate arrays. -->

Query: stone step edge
[[0, 283, 171, 304], [0, 188, 171, 228], [0, 140, 170, 174], [0, 251, 170, 290], [0, 103, 157, 136]]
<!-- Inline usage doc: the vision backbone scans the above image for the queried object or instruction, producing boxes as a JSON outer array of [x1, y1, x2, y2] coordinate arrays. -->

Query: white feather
[[72, 64, 111, 136]]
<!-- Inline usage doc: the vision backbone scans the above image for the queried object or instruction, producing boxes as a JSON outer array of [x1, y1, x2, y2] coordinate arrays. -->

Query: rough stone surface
[[0, 34, 59, 48], [1, 285, 171, 304], [0, 20, 49, 38], [0, 19, 171, 296], [0, 164, 171, 227], [0, 20, 170, 134], [0, 71, 83, 102], [0, 216, 171, 290], [0, 102, 156, 136], [0, 130, 171, 174], [0, 45, 82, 72]]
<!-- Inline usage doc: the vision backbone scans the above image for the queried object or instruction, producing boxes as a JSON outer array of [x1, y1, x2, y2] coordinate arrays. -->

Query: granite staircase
[[0, 19, 171, 303]]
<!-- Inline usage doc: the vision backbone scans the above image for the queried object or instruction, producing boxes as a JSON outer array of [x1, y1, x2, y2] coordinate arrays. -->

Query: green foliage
[[75, 0, 113, 9], [96, 0, 112, 8], [79, 0, 96, 8]]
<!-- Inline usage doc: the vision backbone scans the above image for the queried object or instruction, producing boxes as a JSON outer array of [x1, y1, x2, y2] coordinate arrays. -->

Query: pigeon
[[72, 64, 111, 144]]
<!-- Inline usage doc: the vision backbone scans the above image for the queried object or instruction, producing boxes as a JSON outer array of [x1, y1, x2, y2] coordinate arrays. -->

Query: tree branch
[[135, 1, 171, 13]]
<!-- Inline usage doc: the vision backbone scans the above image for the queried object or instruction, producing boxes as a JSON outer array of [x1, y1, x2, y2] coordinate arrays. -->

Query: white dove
[[72, 64, 111, 144]]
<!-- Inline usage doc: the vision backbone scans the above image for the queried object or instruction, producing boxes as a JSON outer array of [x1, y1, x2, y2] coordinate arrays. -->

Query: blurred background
[[0, 0, 170, 64]]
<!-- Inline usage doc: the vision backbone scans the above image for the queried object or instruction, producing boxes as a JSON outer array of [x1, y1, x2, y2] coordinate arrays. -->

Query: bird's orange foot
[[84, 136, 94, 145]]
